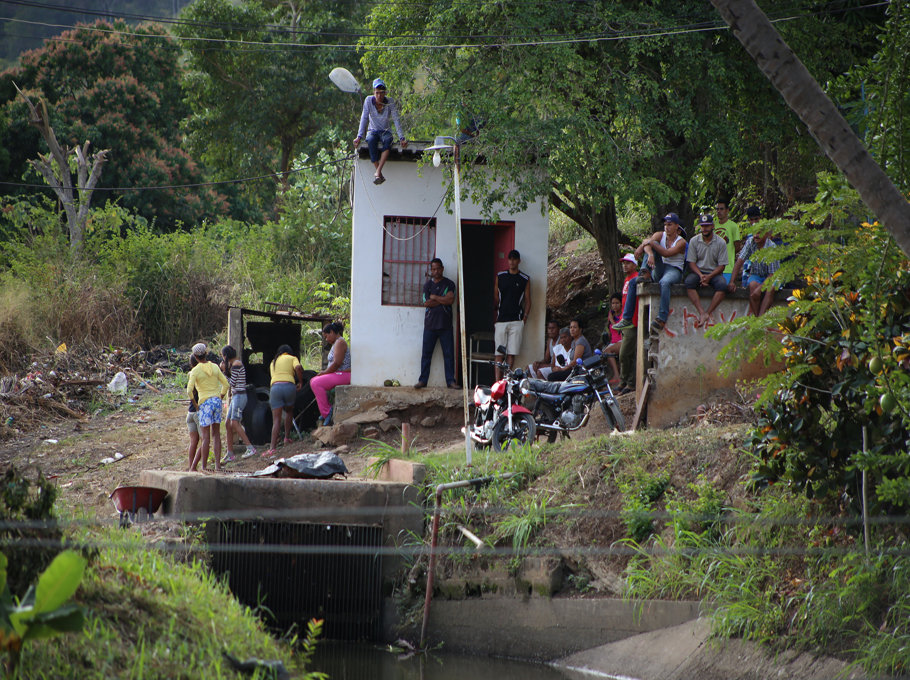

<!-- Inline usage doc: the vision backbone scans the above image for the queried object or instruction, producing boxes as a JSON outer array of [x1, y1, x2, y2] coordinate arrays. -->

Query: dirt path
[[0, 387, 461, 521], [0, 379, 642, 522]]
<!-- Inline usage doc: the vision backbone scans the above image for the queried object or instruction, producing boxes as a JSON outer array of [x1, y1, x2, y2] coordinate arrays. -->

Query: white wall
[[350, 151, 549, 387]]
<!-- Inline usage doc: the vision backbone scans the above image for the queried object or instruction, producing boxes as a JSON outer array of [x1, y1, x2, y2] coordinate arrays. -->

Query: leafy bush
[[0, 467, 61, 599], [619, 470, 669, 542], [709, 175, 910, 513], [100, 222, 228, 346], [0, 550, 87, 675], [667, 475, 728, 543]]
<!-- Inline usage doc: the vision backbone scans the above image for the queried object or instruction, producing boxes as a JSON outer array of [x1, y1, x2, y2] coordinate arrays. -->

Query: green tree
[[363, 1, 881, 288], [175, 0, 365, 217], [831, 0, 910, 194], [710, 0, 910, 260], [0, 20, 228, 231]]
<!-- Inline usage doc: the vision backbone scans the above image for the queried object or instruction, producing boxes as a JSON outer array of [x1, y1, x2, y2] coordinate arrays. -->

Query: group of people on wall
[[603, 202, 783, 394]]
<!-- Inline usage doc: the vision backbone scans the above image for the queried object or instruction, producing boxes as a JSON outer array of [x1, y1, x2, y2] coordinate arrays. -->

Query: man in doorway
[[414, 258, 458, 389], [714, 199, 742, 284], [493, 249, 531, 380], [685, 214, 728, 328]]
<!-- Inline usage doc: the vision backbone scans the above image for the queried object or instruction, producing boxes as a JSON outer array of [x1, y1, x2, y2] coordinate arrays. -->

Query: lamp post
[[425, 135, 471, 464]]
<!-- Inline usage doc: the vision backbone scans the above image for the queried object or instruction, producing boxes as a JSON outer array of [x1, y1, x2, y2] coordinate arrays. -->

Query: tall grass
[[0, 146, 352, 364], [13, 527, 323, 679], [622, 479, 910, 675]]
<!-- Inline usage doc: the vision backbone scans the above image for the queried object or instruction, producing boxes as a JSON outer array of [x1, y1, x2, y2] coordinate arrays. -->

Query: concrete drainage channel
[[141, 467, 704, 657], [141, 468, 425, 640]]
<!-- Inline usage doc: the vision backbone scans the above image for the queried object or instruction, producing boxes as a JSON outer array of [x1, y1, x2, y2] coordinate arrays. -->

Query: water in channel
[[311, 641, 576, 680]]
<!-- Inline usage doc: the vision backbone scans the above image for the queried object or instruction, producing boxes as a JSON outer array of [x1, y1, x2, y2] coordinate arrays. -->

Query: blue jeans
[[366, 130, 393, 163], [621, 252, 684, 323], [419, 328, 455, 385]]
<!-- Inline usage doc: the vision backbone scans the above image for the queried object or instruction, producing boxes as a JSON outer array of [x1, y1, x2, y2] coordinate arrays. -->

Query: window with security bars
[[382, 216, 437, 306]]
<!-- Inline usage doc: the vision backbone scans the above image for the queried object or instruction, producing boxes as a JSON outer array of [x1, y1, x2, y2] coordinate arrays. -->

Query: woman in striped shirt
[[220, 345, 258, 461]]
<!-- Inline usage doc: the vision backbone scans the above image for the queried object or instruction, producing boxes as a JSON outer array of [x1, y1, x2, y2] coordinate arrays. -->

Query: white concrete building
[[349, 143, 549, 388]]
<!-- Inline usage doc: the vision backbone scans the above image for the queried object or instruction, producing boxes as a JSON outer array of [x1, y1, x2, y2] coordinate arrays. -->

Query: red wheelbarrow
[[110, 486, 168, 526]]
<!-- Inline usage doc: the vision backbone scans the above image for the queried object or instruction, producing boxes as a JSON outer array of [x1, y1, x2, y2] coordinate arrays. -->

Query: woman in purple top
[[353, 78, 408, 185]]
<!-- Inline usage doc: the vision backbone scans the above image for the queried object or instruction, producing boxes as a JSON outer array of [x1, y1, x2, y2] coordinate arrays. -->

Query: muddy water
[[311, 641, 573, 679]]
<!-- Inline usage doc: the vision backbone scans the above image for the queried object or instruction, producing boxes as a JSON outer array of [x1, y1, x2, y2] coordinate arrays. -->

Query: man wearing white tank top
[[613, 213, 688, 335]]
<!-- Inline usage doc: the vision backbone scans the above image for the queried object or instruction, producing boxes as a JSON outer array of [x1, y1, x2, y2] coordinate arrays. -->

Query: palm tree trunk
[[710, 0, 910, 259]]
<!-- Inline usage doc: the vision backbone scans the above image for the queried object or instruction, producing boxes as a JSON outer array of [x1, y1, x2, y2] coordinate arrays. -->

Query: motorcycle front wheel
[[492, 413, 537, 453], [601, 399, 626, 432]]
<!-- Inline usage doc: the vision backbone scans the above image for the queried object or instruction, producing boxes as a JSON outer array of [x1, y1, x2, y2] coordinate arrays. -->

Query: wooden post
[[401, 422, 411, 454], [227, 307, 243, 357]]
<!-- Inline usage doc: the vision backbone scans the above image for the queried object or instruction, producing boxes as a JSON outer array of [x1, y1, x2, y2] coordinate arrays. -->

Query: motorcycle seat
[[527, 379, 562, 394]]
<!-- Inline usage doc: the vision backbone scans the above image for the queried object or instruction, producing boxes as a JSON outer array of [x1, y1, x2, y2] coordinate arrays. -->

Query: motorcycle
[[520, 349, 625, 441], [466, 345, 537, 452]]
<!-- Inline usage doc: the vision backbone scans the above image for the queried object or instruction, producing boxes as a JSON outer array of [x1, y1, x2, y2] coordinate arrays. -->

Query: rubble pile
[[692, 398, 757, 427], [0, 345, 190, 438]]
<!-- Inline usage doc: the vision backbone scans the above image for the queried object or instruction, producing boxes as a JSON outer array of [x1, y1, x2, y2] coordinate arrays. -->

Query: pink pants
[[309, 371, 351, 417]]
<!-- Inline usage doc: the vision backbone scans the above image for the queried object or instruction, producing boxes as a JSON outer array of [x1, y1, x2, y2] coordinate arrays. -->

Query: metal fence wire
[[211, 520, 384, 641]]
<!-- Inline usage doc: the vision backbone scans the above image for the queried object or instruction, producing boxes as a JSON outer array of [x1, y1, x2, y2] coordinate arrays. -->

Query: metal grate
[[382, 216, 437, 306], [211, 521, 383, 640]]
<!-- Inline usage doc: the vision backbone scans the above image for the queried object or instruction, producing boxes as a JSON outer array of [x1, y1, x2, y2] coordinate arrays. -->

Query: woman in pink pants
[[310, 322, 351, 426]]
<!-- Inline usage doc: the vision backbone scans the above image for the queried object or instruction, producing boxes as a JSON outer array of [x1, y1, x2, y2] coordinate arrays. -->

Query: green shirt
[[714, 220, 740, 274]]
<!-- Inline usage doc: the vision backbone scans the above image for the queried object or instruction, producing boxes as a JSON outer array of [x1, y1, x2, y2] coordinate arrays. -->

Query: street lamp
[[425, 135, 472, 464], [328, 67, 362, 96]]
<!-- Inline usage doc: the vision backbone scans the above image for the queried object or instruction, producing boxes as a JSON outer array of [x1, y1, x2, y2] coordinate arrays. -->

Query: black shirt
[[423, 276, 456, 330], [496, 270, 530, 322]]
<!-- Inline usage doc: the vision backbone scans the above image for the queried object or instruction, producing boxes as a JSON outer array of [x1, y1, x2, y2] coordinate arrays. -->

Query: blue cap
[[372, 78, 386, 90], [663, 213, 680, 224]]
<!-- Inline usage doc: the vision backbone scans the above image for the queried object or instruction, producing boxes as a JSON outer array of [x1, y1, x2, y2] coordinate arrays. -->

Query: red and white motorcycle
[[465, 347, 536, 452]]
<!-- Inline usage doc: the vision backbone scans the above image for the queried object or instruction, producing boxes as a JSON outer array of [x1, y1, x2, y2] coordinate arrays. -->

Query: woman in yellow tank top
[[266, 344, 304, 457]]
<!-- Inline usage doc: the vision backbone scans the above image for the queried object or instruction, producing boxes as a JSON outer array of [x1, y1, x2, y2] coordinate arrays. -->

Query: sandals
[[263, 449, 277, 458], [283, 438, 293, 446], [373, 174, 386, 185]]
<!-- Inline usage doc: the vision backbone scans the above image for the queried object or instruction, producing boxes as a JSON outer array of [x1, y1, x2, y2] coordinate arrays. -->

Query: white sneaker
[[241, 446, 257, 459]]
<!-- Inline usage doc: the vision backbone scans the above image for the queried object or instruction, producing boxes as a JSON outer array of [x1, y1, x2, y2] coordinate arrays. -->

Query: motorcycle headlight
[[519, 378, 530, 396]]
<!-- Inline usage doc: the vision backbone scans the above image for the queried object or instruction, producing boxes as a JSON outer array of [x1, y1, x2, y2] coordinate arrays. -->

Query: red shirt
[[620, 273, 638, 327]]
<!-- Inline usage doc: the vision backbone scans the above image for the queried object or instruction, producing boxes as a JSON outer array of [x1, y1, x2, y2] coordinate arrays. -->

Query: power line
[[2, 0, 605, 40], [0, 2, 890, 54], [0, 156, 350, 192]]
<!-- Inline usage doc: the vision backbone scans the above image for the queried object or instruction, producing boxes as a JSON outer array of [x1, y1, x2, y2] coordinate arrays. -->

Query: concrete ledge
[[635, 284, 786, 428], [638, 282, 793, 300], [365, 458, 427, 486], [391, 597, 703, 662], [139, 470, 426, 581], [555, 618, 866, 680]]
